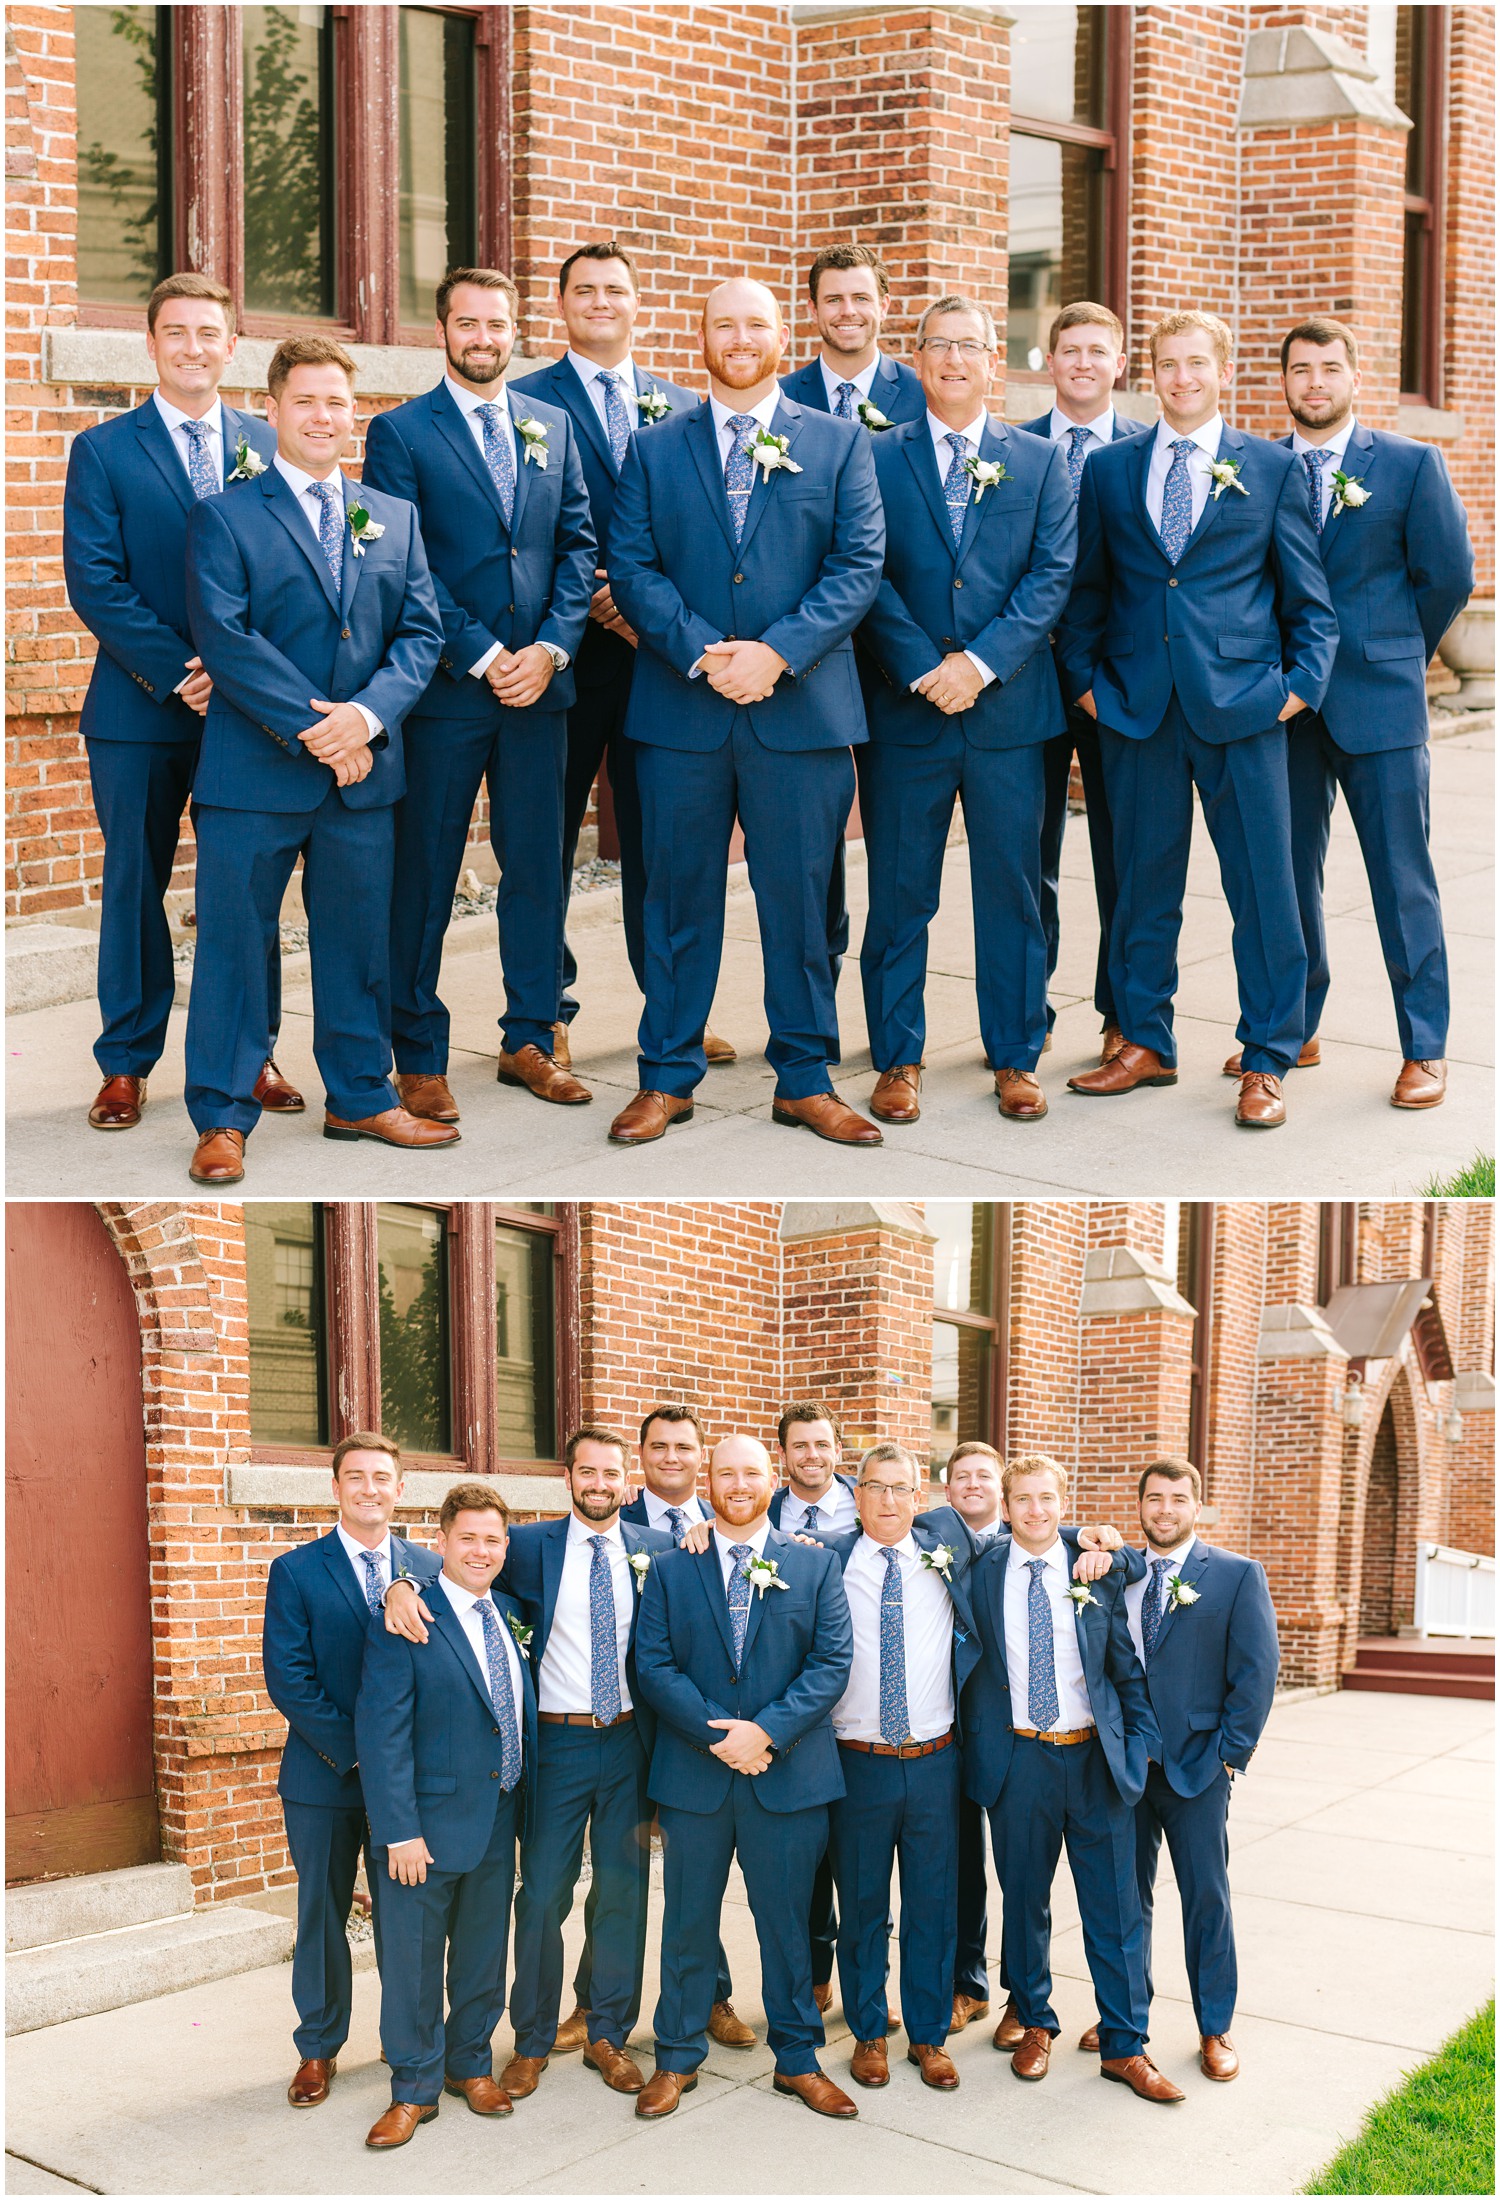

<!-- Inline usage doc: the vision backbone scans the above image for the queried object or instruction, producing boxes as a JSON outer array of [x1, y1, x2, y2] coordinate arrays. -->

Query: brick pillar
[[1005, 1202, 1087, 1462], [779, 1202, 935, 1467], [1198, 1202, 1269, 1553], [1253, 1296, 1350, 1685], [1073, 1206, 1195, 1533]]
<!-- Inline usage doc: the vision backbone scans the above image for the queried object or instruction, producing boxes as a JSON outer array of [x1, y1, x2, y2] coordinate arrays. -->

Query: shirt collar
[[1147, 1534, 1196, 1570], [567, 1511, 624, 1546], [153, 391, 224, 440], [1290, 417, 1357, 465], [1155, 412, 1223, 462], [437, 1569, 491, 1617], [568, 350, 638, 394], [274, 452, 345, 502], [643, 1487, 701, 1522], [1008, 1536, 1066, 1574], [713, 1517, 772, 1562], [928, 407, 990, 449], [786, 1482, 840, 1519], [858, 1530, 916, 1564], [710, 389, 782, 437], [445, 372, 510, 418], [1049, 403, 1114, 444], [819, 354, 880, 405], [336, 1523, 392, 1568]]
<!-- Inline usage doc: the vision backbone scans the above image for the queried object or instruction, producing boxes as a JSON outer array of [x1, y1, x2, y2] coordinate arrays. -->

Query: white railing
[[1412, 1543, 1497, 1639]]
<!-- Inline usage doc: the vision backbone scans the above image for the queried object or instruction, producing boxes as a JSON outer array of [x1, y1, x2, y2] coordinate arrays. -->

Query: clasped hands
[[589, 568, 637, 648], [485, 642, 557, 708], [691, 638, 787, 704], [297, 698, 374, 786], [915, 651, 985, 716]]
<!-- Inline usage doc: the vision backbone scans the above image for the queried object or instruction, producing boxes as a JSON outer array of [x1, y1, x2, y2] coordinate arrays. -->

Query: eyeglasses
[[859, 1481, 918, 1500], [918, 339, 994, 357]]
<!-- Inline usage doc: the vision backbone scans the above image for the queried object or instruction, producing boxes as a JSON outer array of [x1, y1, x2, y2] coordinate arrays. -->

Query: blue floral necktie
[[599, 371, 632, 466], [476, 401, 516, 528], [1159, 437, 1196, 564], [1026, 1558, 1060, 1731], [664, 1506, 687, 1545], [310, 479, 343, 592], [727, 1544, 753, 1668], [476, 1599, 523, 1790], [724, 415, 758, 544], [833, 381, 857, 420], [588, 1535, 621, 1724], [878, 1546, 910, 1746], [360, 1549, 384, 1616], [942, 431, 970, 546], [1302, 446, 1332, 535], [181, 418, 219, 501], [1066, 422, 1093, 504], [1141, 1555, 1174, 1661]]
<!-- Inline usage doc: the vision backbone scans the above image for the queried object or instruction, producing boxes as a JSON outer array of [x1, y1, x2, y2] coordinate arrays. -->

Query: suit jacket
[[1277, 422, 1474, 753], [496, 1514, 675, 1757], [962, 1543, 1159, 1809], [262, 1528, 441, 1809], [1057, 423, 1339, 744], [768, 1471, 860, 1529], [1117, 1540, 1279, 1796], [607, 397, 885, 753], [64, 398, 279, 745], [856, 415, 1076, 748], [814, 1503, 983, 1730], [185, 468, 443, 812], [360, 380, 596, 719], [1018, 408, 1152, 451], [355, 1580, 540, 1868], [633, 1525, 853, 1814], [779, 351, 927, 427], [617, 1491, 703, 1532]]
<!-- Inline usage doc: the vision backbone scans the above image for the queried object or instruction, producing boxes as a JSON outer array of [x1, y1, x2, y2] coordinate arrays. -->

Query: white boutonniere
[[227, 436, 266, 481], [632, 388, 672, 425], [920, 1543, 956, 1582], [750, 428, 803, 481], [1207, 456, 1249, 502], [744, 1555, 791, 1599], [1067, 1584, 1100, 1611], [1330, 468, 1370, 512], [505, 1612, 534, 1652], [346, 503, 385, 556], [1166, 1575, 1200, 1610], [628, 1550, 653, 1594], [516, 415, 549, 468], [963, 454, 1009, 503], [856, 398, 893, 431]]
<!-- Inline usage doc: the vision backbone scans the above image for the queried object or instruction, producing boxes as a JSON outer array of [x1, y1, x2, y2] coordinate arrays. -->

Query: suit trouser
[[987, 1734, 1147, 2062], [655, 1783, 829, 2074], [373, 1788, 521, 2106], [1098, 696, 1306, 1075], [634, 718, 854, 1098], [1136, 1763, 1237, 2037], [391, 708, 567, 1069], [1040, 703, 1118, 1027], [282, 1799, 382, 2060], [573, 1883, 732, 2012], [955, 1791, 992, 2001], [1287, 715, 1448, 1059], [185, 791, 397, 1134], [510, 1722, 652, 2056], [829, 1744, 959, 2046], [858, 727, 1049, 1073], [560, 664, 646, 1011]]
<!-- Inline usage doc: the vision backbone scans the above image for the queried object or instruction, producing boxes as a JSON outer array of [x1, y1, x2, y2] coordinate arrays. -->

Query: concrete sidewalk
[[5, 721, 1491, 1198], [5, 1689, 1493, 2197]]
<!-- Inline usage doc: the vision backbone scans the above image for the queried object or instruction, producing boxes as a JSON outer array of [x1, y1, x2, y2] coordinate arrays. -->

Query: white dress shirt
[[818, 355, 881, 413], [832, 1532, 954, 1743], [1048, 402, 1117, 454], [709, 387, 782, 464], [1003, 1537, 1094, 1731], [538, 1514, 634, 1714], [1144, 412, 1224, 537], [335, 1523, 393, 1607], [567, 350, 640, 433], [922, 407, 998, 689], [435, 1571, 524, 1748], [153, 389, 226, 483], [639, 1487, 709, 1535], [1290, 416, 1358, 527], [711, 1515, 772, 1589], [271, 454, 381, 738], [778, 1479, 858, 1538], [1125, 1534, 1197, 1665], [440, 375, 567, 682]]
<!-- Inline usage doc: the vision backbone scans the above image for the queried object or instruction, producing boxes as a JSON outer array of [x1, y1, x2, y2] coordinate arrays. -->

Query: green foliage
[[243, 7, 327, 315], [1420, 1156, 1496, 1199], [377, 1257, 447, 1454], [78, 6, 160, 290], [1304, 2002, 1495, 2195]]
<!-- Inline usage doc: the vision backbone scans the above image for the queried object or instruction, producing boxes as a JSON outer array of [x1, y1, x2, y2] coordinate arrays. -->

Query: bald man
[[605, 279, 887, 1151]]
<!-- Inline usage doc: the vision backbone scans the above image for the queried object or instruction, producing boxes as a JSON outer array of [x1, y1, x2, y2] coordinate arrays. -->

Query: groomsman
[[356, 1484, 537, 2148], [1060, 310, 1338, 1129], [510, 246, 732, 1064], [943, 1443, 1008, 2036], [606, 277, 886, 1149], [262, 1435, 440, 2110], [62, 272, 300, 1133], [362, 268, 597, 1123], [182, 336, 449, 1184], [856, 294, 1076, 1123], [1218, 317, 1474, 1111], [632, 1437, 857, 2119], [1018, 303, 1150, 1065], [769, 1402, 859, 1536], [1077, 1459, 1279, 2081]]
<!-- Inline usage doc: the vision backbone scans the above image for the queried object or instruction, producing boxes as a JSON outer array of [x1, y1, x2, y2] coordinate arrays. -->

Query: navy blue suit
[[262, 1529, 440, 2060], [768, 1472, 860, 1531], [779, 351, 927, 427], [355, 1582, 538, 2104], [609, 400, 885, 1098], [1280, 423, 1474, 1059], [361, 383, 596, 1064], [1058, 425, 1339, 1074], [182, 466, 443, 1133], [63, 398, 280, 1079], [1019, 408, 1151, 1032], [856, 416, 1076, 1073], [633, 1527, 853, 2073], [963, 1545, 1160, 2061], [510, 356, 699, 1016]]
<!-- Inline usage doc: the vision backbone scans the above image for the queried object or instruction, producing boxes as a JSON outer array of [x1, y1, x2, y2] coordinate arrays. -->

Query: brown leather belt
[[840, 1729, 953, 1760], [1011, 1724, 1095, 1747], [538, 1710, 635, 1729]]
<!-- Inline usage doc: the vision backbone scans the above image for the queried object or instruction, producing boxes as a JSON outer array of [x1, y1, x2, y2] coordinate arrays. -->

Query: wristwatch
[[540, 642, 569, 672]]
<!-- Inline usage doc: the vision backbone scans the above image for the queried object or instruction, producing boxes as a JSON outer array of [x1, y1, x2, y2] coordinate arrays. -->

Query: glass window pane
[[377, 1205, 451, 1453], [1010, 5, 1104, 127], [398, 8, 478, 326], [1395, 6, 1426, 195], [243, 4, 334, 317], [1007, 133, 1106, 371], [932, 1321, 996, 1470], [930, 1204, 995, 1315], [246, 1204, 327, 1446], [495, 1224, 557, 1460], [1401, 205, 1428, 393], [76, 6, 170, 305]]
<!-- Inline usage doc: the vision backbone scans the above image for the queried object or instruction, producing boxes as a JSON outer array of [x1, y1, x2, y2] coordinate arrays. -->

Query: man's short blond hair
[[1001, 1451, 1069, 1502], [267, 333, 356, 400], [948, 1440, 1002, 1471], [1048, 300, 1124, 353], [1148, 310, 1234, 371]]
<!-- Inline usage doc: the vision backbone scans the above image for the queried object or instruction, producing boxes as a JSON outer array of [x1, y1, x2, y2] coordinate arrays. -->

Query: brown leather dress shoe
[[708, 1999, 756, 2047], [254, 1057, 306, 1112], [772, 2068, 859, 2118], [871, 1065, 922, 1123], [584, 2038, 646, 2093], [1100, 1023, 1125, 1065], [552, 2003, 590, 2052], [1068, 1042, 1177, 1095], [324, 1104, 461, 1148], [887, 2004, 901, 2034], [850, 2037, 889, 2087], [1392, 1058, 1447, 1109], [609, 1090, 695, 1145], [1200, 2032, 1240, 2081], [552, 1020, 573, 1070], [993, 1998, 1025, 2051], [812, 1982, 833, 2015], [704, 1027, 737, 1065], [365, 2100, 437, 2148], [1078, 2024, 1101, 2053], [950, 1993, 990, 2032], [443, 2072, 513, 2115], [190, 1127, 246, 1184], [1011, 2028, 1053, 2080], [497, 1043, 592, 1105], [907, 2043, 959, 2089], [1223, 1036, 1320, 1077], [287, 2056, 334, 2106], [498, 2052, 547, 2098], [1100, 2052, 1186, 2103], [89, 1073, 146, 1130], [636, 2067, 697, 2119], [771, 1092, 883, 1145], [1235, 1071, 1286, 1128], [393, 1071, 461, 1123], [995, 1068, 1047, 1120]]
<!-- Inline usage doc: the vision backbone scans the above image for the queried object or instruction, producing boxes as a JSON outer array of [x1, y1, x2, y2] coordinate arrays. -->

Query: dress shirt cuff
[[353, 702, 383, 741], [173, 673, 191, 696], [964, 651, 997, 687], [470, 642, 502, 680]]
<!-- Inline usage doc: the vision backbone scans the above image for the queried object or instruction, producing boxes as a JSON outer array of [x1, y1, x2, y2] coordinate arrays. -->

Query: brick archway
[[1332, 1353, 1427, 1670]]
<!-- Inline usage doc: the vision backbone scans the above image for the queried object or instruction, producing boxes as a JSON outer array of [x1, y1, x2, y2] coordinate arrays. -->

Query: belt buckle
[[591, 1712, 608, 1729]]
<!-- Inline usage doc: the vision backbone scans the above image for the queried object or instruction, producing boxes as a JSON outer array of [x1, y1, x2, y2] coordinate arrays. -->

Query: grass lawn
[[1421, 1155, 1496, 1197], [1304, 2001, 1495, 2195]]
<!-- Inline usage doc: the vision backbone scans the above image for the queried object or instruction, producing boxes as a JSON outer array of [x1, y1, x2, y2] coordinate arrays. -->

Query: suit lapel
[[732, 400, 803, 565], [1319, 422, 1377, 562], [336, 477, 367, 625], [430, 1589, 505, 1722], [319, 1529, 373, 1627], [260, 469, 340, 615], [957, 416, 1009, 566], [1176, 423, 1245, 563], [557, 355, 617, 475], [739, 1526, 791, 1667], [1149, 1540, 1210, 1661], [794, 360, 831, 414], [430, 380, 512, 530], [539, 1516, 568, 1659], [1129, 424, 1172, 565], [687, 401, 739, 556], [691, 1539, 739, 1667], [506, 389, 536, 537], [135, 398, 195, 514], [904, 424, 961, 560]]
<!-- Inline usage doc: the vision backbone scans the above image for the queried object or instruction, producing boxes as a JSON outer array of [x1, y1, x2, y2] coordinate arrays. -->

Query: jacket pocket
[[1217, 633, 1281, 662], [1363, 635, 1427, 661], [414, 1774, 457, 1794], [778, 484, 829, 501]]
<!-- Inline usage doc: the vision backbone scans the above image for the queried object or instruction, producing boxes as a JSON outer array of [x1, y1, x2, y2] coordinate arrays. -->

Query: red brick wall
[[781, 1222, 933, 1462], [1444, 7, 1496, 592]]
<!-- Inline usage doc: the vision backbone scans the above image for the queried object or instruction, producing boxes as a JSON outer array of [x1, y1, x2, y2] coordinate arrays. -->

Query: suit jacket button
[[734, 573, 744, 583], [1168, 579, 1178, 588], [508, 603, 515, 612], [341, 626, 352, 638], [491, 1769, 500, 1779], [954, 577, 964, 588], [943, 637, 953, 646]]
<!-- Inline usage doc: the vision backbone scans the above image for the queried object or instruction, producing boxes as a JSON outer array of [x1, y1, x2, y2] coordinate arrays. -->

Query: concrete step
[[5, 1902, 293, 2035], [6, 1861, 196, 1953], [1354, 1640, 1494, 1677], [4, 925, 99, 1014], [1342, 1667, 1495, 1701]]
